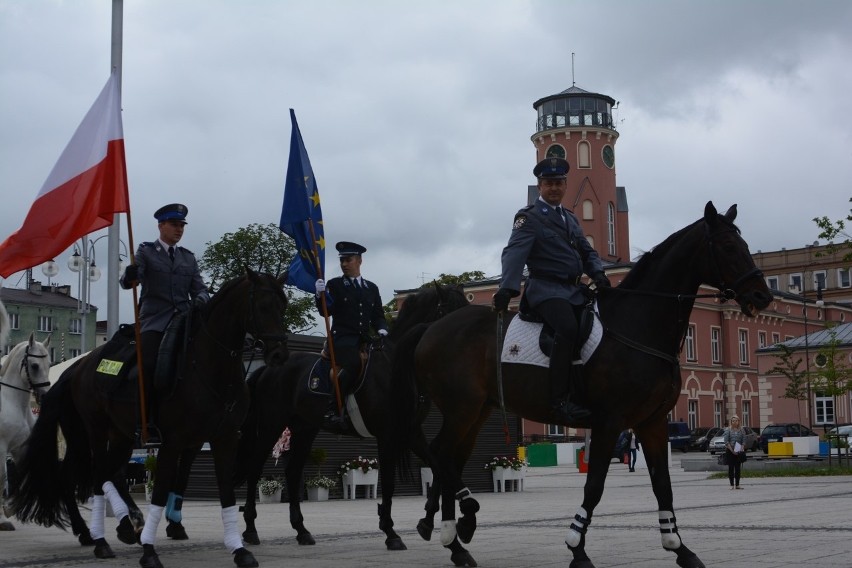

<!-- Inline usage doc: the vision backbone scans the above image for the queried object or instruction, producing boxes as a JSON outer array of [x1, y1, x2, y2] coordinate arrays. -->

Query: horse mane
[[618, 213, 740, 290], [391, 284, 469, 338]]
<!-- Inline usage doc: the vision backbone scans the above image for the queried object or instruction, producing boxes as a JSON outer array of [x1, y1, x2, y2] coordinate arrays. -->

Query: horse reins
[[0, 345, 50, 411]]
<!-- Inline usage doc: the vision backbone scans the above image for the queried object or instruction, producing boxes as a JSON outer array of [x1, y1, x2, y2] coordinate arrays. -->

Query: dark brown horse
[[390, 203, 772, 568], [12, 269, 289, 568], [233, 284, 468, 550]]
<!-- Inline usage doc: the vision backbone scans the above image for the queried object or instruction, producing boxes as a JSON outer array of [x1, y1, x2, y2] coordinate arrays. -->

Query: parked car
[[826, 424, 852, 448], [689, 427, 722, 452], [668, 422, 691, 452], [759, 423, 816, 453], [708, 427, 759, 454]]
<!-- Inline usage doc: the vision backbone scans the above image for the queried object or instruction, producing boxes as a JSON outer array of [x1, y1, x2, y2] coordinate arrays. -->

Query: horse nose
[[752, 289, 773, 309]]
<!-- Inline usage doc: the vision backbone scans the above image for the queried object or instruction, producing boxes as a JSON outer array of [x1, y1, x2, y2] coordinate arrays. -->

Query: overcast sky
[[1, 0, 851, 333]]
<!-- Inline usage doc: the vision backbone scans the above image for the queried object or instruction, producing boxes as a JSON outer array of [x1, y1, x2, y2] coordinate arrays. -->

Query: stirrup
[[551, 399, 591, 421], [138, 424, 163, 448], [322, 411, 351, 435]]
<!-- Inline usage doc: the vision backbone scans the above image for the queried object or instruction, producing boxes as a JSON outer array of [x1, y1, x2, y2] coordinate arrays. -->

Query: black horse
[[12, 270, 289, 568], [233, 284, 468, 550], [390, 203, 772, 568]]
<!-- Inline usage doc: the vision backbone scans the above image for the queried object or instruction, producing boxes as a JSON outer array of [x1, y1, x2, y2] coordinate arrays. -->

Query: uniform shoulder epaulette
[[139, 241, 153, 248], [177, 245, 195, 256], [512, 205, 534, 230]]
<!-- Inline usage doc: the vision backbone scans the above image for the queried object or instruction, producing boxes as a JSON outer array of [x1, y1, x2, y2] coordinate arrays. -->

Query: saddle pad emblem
[[501, 303, 603, 367], [96, 359, 124, 376], [309, 375, 321, 390]]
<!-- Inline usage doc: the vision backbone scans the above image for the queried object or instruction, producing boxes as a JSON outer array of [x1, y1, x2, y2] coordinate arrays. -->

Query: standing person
[[314, 241, 388, 431], [627, 428, 640, 472], [120, 203, 209, 446], [723, 415, 747, 489], [492, 157, 610, 422]]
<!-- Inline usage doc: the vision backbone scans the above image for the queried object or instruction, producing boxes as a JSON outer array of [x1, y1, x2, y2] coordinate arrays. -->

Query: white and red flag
[[0, 74, 129, 278]]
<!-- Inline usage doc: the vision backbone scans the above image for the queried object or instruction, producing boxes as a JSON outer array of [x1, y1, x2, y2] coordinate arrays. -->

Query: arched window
[[578, 141, 590, 168], [586, 234, 595, 249], [582, 199, 594, 220], [546, 144, 565, 159], [607, 202, 616, 256]]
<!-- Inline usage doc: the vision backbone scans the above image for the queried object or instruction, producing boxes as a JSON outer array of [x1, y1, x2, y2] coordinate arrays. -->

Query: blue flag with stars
[[280, 109, 325, 294]]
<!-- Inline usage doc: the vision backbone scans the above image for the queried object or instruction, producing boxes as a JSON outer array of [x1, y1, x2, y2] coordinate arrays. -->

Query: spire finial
[[571, 52, 576, 86]]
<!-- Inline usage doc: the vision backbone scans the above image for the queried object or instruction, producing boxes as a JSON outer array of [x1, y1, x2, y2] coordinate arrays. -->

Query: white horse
[[0, 331, 52, 531]]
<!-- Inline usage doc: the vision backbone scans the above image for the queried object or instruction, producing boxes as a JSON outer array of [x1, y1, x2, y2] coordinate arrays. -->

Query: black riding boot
[[141, 382, 162, 447], [549, 335, 591, 422], [322, 370, 352, 434]]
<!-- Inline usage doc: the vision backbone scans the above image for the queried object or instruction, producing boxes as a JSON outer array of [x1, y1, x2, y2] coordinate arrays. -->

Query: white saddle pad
[[501, 303, 602, 367]]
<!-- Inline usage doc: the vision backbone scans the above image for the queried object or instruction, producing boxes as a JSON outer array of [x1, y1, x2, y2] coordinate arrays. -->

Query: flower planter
[[258, 488, 282, 504], [342, 469, 379, 500], [306, 487, 329, 502], [492, 466, 526, 493]]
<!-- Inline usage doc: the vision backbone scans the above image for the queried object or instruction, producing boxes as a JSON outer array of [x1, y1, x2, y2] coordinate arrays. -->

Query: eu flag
[[280, 109, 325, 294]]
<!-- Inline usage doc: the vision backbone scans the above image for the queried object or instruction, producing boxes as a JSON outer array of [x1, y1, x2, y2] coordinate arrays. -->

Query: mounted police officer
[[314, 241, 388, 432], [120, 203, 209, 445], [492, 157, 610, 422]]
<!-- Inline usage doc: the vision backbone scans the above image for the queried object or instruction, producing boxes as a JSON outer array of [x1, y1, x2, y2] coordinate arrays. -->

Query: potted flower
[[144, 453, 157, 502], [305, 448, 335, 501], [258, 477, 283, 504], [338, 456, 379, 499], [484, 455, 527, 492]]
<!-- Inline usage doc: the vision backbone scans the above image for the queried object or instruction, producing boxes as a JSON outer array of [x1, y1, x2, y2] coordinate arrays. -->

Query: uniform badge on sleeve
[[512, 214, 527, 230]]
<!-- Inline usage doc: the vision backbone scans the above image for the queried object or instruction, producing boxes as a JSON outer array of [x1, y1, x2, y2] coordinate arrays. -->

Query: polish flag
[[0, 74, 130, 279]]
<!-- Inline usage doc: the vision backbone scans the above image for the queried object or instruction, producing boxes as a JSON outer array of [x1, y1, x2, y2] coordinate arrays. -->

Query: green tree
[[424, 271, 486, 287], [814, 197, 852, 260], [767, 344, 809, 426], [199, 222, 317, 333]]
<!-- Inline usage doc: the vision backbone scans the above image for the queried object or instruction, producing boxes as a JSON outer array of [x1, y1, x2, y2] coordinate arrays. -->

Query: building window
[[37, 316, 53, 333], [688, 400, 698, 430], [578, 141, 590, 168], [838, 267, 851, 288], [738, 329, 749, 365], [49, 347, 56, 362], [772, 332, 781, 345], [545, 144, 565, 159], [9, 312, 19, 330], [547, 424, 565, 437], [814, 393, 834, 425], [813, 271, 826, 291], [69, 348, 81, 358], [69, 318, 82, 334], [685, 324, 697, 362], [742, 401, 751, 427], [758, 331, 767, 349], [582, 199, 594, 220], [710, 327, 721, 363], [766, 276, 779, 291], [714, 401, 723, 428], [789, 273, 803, 293], [607, 202, 616, 256], [587, 234, 595, 248]]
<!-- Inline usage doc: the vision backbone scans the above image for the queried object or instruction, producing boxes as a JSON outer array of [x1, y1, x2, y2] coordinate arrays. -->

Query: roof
[[0, 286, 96, 311], [758, 322, 852, 353], [532, 84, 616, 108]]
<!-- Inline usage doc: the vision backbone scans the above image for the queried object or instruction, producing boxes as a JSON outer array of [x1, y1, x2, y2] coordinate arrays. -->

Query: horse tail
[[10, 364, 76, 529], [233, 364, 266, 488], [388, 322, 431, 479]]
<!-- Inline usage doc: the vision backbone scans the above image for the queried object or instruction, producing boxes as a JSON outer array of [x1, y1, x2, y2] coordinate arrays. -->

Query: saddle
[[518, 300, 596, 359], [309, 342, 373, 396]]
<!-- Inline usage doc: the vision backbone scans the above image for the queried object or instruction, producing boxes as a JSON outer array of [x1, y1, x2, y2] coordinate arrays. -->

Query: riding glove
[[492, 288, 515, 312], [592, 272, 611, 289], [315, 279, 326, 294], [123, 264, 139, 283]]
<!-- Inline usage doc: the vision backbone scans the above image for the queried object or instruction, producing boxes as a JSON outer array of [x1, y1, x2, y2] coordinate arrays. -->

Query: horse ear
[[277, 270, 289, 287], [723, 204, 738, 222], [703, 201, 718, 224], [28, 331, 35, 346], [43, 335, 51, 349]]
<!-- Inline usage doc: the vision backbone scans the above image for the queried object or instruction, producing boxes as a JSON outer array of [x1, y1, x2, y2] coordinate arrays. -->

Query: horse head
[[702, 201, 773, 317], [243, 268, 290, 366], [0, 333, 52, 405], [392, 284, 470, 337]]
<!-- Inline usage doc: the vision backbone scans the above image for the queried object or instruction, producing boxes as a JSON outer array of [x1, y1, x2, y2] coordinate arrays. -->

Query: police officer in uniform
[[120, 203, 209, 445], [314, 241, 388, 431], [492, 157, 610, 422]]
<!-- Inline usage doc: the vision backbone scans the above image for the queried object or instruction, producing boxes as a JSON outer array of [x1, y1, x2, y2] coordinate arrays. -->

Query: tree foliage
[[423, 271, 486, 287], [813, 328, 852, 401], [199, 222, 317, 333], [767, 344, 808, 426], [814, 197, 852, 260]]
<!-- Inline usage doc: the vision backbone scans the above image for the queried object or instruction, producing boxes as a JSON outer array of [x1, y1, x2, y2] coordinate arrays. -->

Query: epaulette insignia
[[513, 214, 527, 230]]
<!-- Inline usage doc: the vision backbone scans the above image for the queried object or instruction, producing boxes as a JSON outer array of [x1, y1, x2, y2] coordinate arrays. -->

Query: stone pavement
[[2, 454, 850, 568]]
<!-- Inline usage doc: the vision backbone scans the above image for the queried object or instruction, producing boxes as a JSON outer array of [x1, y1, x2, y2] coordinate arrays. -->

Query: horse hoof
[[569, 560, 595, 568], [166, 521, 188, 540], [233, 547, 259, 568], [78, 531, 95, 546], [456, 515, 477, 544], [417, 518, 434, 541], [93, 538, 115, 559], [117, 516, 137, 545], [140, 545, 163, 568], [242, 530, 260, 546], [386, 536, 407, 551], [296, 532, 316, 545], [676, 554, 706, 568], [450, 549, 478, 567], [0, 521, 15, 531]]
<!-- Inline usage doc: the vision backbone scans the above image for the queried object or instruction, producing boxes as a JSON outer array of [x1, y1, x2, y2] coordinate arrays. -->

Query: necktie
[[168, 246, 175, 262], [556, 207, 566, 225], [353, 278, 361, 289]]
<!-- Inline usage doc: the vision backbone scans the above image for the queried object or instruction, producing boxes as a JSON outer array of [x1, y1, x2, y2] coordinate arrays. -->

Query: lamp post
[[799, 284, 825, 430]]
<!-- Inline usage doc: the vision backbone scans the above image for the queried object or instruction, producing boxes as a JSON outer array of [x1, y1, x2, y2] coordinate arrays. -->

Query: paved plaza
[[2, 455, 850, 568]]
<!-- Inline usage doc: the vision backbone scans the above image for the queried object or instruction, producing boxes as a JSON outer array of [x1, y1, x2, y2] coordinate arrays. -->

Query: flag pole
[[309, 219, 343, 415]]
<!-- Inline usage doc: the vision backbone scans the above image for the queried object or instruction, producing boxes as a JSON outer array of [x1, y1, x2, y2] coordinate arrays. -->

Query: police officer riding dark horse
[[493, 157, 610, 423], [314, 241, 388, 433]]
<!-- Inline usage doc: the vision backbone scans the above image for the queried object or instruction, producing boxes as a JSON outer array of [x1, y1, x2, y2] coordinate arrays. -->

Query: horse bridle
[[704, 224, 764, 303], [0, 345, 51, 409]]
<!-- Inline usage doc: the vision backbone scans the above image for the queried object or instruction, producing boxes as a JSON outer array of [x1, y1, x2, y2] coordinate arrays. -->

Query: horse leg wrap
[[102, 481, 129, 522], [565, 507, 591, 549], [455, 488, 479, 515], [658, 510, 682, 550], [165, 493, 183, 523], [90, 495, 106, 540], [440, 520, 457, 546], [222, 505, 243, 553], [141, 505, 164, 546]]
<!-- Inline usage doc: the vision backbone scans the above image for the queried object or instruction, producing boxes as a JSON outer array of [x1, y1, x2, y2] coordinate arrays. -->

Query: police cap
[[336, 241, 367, 257], [154, 203, 189, 223], [533, 157, 570, 179]]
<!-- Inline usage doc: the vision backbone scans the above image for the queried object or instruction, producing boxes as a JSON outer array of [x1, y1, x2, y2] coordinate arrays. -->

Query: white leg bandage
[[102, 481, 129, 521], [222, 505, 243, 553], [440, 520, 457, 545], [565, 506, 590, 548], [141, 505, 164, 545], [658, 510, 681, 550], [90, 495, 106, 540]]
